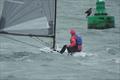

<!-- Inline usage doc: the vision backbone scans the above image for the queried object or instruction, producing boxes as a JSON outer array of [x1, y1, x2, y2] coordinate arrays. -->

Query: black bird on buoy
[[85, 8, 92, 17]]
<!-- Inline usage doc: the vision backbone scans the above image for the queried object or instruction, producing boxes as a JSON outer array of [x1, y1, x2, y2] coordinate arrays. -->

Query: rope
[[30, 36, 52, 47]]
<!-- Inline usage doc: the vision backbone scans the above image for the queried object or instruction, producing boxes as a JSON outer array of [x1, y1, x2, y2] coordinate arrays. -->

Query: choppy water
[[0, 0, 120, 80]]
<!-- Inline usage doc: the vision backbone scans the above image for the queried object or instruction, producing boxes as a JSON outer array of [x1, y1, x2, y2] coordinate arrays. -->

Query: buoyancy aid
[[69, 29, 82, 51], [69, 35, 82, 51], [69, 35, 76, 47]]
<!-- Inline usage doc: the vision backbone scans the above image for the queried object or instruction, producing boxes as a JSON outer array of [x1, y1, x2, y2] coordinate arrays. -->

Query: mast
[[53, 0, 57, 50]]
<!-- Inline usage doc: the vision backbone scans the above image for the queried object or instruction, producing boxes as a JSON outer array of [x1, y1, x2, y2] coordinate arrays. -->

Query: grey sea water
[[0, 0, 120, 80]]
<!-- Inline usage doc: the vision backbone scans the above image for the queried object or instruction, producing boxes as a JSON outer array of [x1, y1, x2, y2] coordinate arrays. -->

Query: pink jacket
[[69, 35, 76, 47]]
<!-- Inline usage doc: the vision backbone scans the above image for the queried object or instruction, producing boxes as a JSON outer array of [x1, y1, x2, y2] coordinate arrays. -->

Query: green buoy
[[88, 0, 115, 29]]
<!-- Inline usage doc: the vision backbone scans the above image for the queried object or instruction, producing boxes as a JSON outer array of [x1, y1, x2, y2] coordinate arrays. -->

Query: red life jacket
[[69, 35, 76, 47], [69, 35, 82, 51]]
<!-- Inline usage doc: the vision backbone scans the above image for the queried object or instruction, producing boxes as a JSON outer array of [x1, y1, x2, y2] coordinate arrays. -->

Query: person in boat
[[85, 8, 92, 17], [59, 29, 82, 55]]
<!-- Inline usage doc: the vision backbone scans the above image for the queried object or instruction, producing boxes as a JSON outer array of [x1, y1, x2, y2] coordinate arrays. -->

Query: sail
[[0, 0, 56, 36], [0, 0, 57, 49]]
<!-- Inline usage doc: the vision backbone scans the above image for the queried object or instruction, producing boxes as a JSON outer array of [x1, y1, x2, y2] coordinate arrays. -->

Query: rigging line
[[1, 35, 41, 49], [30, 36, 51, 47], [35, 37, 51, 46], [30, 37, 45, 46], [29, 36, 53, 49]]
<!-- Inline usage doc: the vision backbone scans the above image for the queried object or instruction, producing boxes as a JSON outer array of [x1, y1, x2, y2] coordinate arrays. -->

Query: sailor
[[85, 8, 92, 17], [60, 29, 82, 55]]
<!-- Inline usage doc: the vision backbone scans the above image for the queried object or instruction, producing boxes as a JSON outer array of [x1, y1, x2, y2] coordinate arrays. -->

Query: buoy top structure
[[95, 0, 107, 15], [87, 0, 115, 29]]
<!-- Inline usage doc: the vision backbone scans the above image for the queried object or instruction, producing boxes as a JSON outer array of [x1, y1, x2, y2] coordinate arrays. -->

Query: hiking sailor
[[60, 29, 82, 55]]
